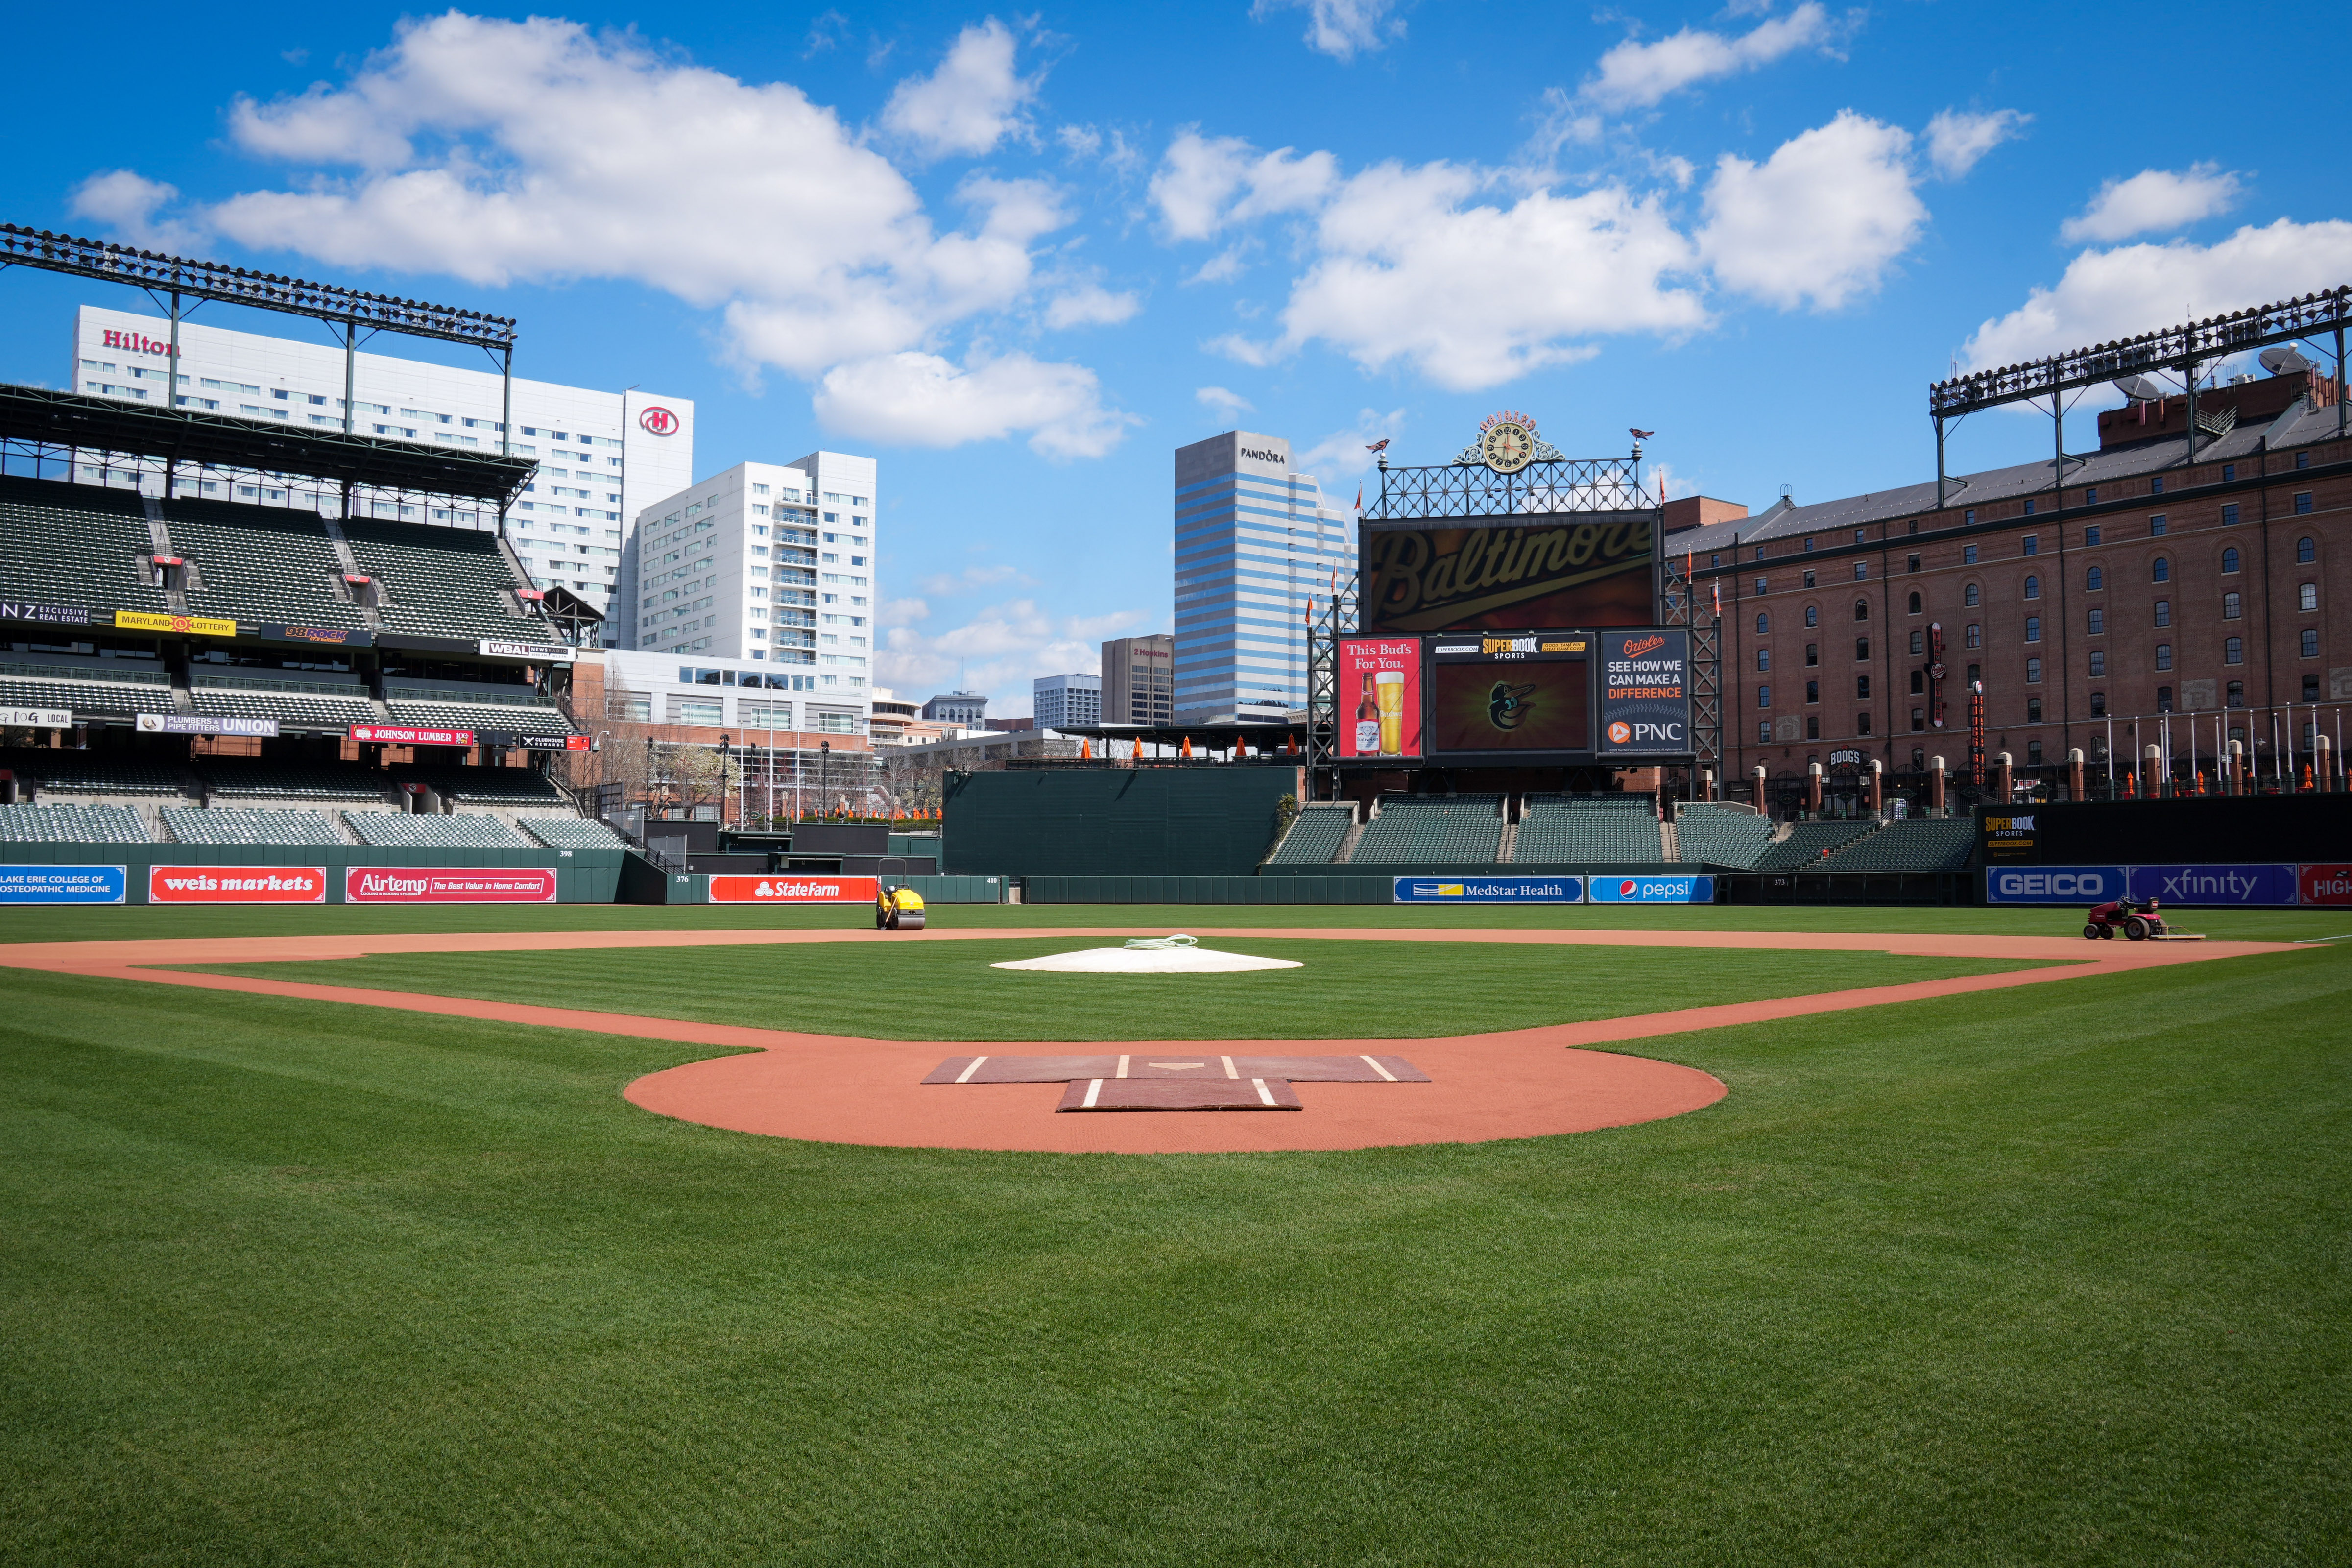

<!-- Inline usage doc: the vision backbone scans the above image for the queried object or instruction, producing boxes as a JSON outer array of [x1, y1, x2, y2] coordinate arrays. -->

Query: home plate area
[[924, 1053, 1430, 1112]]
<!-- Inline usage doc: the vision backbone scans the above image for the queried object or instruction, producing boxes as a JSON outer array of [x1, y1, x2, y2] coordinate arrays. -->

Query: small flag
[[1353, 485, 1362, 512]]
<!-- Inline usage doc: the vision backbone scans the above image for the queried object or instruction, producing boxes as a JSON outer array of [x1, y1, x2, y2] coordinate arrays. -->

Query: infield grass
[[178, 938, 2048, 1041], [2, 936, 2346, 1564]]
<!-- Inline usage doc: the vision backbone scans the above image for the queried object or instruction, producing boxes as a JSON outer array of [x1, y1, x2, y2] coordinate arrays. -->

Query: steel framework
[[1927, 285, 2351, 506], [1364, 456, 1649, 521], [1660, 554, 1722, 773]]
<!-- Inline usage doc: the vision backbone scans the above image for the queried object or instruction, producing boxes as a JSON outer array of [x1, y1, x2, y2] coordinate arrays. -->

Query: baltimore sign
[[1359, 516, 1656, 633]]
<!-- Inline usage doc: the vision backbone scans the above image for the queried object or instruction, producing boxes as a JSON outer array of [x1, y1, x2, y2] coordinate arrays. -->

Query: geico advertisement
[[148, 866, 327, 904], [1984, 866, 2127, 904], [1597, 629, 1690, 754], [708, 875, 880, 903]]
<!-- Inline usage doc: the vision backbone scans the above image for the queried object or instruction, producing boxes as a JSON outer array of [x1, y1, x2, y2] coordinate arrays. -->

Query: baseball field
[[2, 902, 2346, 1563]]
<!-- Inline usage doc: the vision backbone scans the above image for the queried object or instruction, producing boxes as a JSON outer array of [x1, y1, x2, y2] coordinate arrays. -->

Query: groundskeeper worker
[[875, 884, 926, 930]]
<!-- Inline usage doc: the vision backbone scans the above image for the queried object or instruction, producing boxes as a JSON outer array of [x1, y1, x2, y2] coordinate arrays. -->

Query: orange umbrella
[[1131, 737, 1144, 760], [1080, 739, 1093, 759], [1180, 736, 1194, 759]]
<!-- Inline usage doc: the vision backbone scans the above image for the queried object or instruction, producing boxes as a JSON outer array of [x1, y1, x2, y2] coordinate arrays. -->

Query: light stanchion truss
[[1660, 556, 1722, 768], [1927, 285, 2352, 506], [1303, 569, 1362, 792]]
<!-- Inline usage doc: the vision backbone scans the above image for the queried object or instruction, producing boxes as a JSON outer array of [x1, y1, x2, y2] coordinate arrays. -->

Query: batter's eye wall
[[944, 768, 1299, 878], [1977, 795, 2352, 864]]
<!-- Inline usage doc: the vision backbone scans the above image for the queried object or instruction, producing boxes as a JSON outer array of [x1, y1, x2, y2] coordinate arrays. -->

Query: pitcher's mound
[[991, 946, 1302, 974]]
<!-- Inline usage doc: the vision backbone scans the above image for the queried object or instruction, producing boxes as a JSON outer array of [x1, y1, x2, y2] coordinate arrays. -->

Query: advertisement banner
[[344, 868, 558, 903], [115, 609, 236, 638], [351, 724, 476, 746], [1427, 631, 1591, 756], [258, 624, 373, 648], [147, 866, 327, 904], [2300, 864, 2352, 906], [1336, 637, 1423, 760], [1985, 865, 2128, 904], [1392, 876, 1584, 904], [0, 600, 93, 627], [0, 865, 125, 904], [1359, 516, 1655, 633], [2129, 864, 2300, 907], [1, 706, 72, 728], [708, 875, 880, 904], [1980, 812, 2039, 862], [1596, 628, 1691, 755], [1587, 873, 1715, 904], [478, 639, 576, 665], [137, 713, 279, 737]]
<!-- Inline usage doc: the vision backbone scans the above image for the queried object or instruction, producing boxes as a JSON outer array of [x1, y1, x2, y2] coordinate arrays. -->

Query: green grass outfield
[[3, 900, 2349, 943], [3, 916, 2348, 1563], [178, 939, 2045, 1042]]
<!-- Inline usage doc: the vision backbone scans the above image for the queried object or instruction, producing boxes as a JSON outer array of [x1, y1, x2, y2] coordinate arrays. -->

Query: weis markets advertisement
[[1596, 629, 1691, 755], [709, 875, 880, 904], [1393, 876, 1584, 904], [148, 866, 327, 904], [0, 865, 125, 905], [345, 868, 558, 903], [1337, 638, 1422, 760]]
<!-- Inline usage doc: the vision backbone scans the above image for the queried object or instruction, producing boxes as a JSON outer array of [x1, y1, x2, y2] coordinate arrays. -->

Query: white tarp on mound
[[990, 947, 1302, 974]]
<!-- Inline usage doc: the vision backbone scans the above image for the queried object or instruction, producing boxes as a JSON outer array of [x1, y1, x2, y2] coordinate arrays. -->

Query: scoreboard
[[1337, 628, 1691, 764]]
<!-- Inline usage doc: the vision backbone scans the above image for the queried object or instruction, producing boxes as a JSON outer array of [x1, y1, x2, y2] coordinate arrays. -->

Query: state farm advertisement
[[708, 875, 880, 904], [1337, 637, 1422, 760], [345, 868, 558, 903], [148, 866, 327, 904]]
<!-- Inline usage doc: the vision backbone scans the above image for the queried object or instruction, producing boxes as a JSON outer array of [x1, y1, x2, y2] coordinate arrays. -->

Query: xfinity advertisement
[[1988, 864, 2310, 905], [1596, 629, 1692, 756]]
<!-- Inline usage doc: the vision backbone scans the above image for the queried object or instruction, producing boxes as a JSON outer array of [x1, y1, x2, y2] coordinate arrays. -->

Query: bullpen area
[[2, 900, 2346, 1563]]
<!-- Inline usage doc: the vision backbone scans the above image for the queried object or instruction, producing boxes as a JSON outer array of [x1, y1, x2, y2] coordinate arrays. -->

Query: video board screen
[[1427, 631, 1591, 757], [1358, 514, 1656, 634], [1336, 636, 1423, 760]]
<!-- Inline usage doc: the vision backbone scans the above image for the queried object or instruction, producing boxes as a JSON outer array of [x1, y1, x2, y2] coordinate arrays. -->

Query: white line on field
[[955, 1055, 988, 1083], [1222, 1055, 1238, 1079], [1082, 1078, 1103, 1109], [1253, 1078, 1276, 1107], [1116, 1054, 1130, 1079], [1361, 1054, 1398, 1082]]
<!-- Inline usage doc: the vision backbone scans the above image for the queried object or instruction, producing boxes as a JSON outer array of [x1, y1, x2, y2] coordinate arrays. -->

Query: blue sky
[[1, 1, 2345, 712]]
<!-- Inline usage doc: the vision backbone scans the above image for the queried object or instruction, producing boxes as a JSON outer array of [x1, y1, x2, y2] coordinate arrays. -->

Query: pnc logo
[[1608, 721, 1632, 744], [638, 405, 679, 436]]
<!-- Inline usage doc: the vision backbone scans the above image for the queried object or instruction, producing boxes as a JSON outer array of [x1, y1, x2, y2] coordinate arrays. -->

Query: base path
[[0, 926, 2292, 1155]]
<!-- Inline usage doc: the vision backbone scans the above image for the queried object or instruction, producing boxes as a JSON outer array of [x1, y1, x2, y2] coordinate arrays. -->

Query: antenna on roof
[[2259, 345, 2314, 376]]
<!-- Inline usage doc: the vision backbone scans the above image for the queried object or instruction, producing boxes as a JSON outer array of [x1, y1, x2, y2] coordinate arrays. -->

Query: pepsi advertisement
[[1596, 629, 1692, 756], [1587, 873, 1715, 904]]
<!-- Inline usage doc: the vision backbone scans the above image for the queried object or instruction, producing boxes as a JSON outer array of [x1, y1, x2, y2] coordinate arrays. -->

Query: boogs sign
[[1359, 517, 1656, 633], [1597, 629, 1690, 755]]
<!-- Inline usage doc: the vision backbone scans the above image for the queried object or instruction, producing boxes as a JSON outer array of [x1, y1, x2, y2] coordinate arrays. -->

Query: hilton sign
[[99, 330, 178, 356]]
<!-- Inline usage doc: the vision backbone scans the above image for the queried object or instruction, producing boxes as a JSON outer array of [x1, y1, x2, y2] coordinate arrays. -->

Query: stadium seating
[[339, 517, 547, 641], [1266, 803, 1353, 865], [0, 803, 150, 842], [394, 766, 569, 805], [160, 500, 364, 630], [384, 683, 573, 740], [1813, 818, 1977, 872], [189, 674, 375, 729], [1674, 804, 1774, 868], [198, 758, 398, 801], [0, 474, 171, 617], [3, 749, 187, 795], [1752, 821, 1880, 869], [1513, 795, 1663, 863], [1350, 796, 1503, 862], [162, 807, 345, 846], [342, 811, 528, 848], [521, 816, 627, 850], [0, 660, 176, 721]]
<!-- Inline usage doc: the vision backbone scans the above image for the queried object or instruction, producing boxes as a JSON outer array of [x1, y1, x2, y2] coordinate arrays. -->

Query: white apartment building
[[67, 304, 694, 632], [599, 649, 869, 736], [631, 453, 875, 706]]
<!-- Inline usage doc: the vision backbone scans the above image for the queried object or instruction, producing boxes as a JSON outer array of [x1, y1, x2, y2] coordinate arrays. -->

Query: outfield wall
[[0, 844, 625, 904], [944, 770, 1296, 878]]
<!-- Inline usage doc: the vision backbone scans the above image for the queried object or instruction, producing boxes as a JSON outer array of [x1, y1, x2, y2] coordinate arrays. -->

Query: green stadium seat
[[1350, 796, 1503, 863], [1512, 795, 1663, 863], [1813, 819, 1976, 872], [162, 807, 345, 847], [1753, 821, 1880, 869], [1266, 804, 1354, 865], [521, 817, 626, 850], [0, 803, 151, 842], [341, 811, 529, 849], [1674, 804, 1774, 868]]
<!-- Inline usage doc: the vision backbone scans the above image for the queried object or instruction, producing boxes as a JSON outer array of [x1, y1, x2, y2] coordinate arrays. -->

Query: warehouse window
[[1805, 605, 1819, 627], [2223, 591, 2241, 619], [1757, 648, 1771, 671], [2154, 600, 2171, 627], [1755, 577, 1768, 595], [1856, 675, 1871, 699], [2023, 534, 2040, 556], [1908, 591, 1921, 613], [1964, 582, 1980, 606], [1853, 598, 1869, 621], [2088, 607, 2105, 634], [2025, 616, 2040, 642], [2298, 535, 2317, 563], [2026, 658, 2041, 683], [2083, 525, 2101, 546], [1756, 610, 1770, 634], [1805, 644, 1819, 666], [1855, 636, 1871, 661], [1757, 684, 1771, 708], [2152, 557, 2170, 582], [2221, 503, 2240, 525], [2294, 492, 2313, 514], [2089, 650, 2106, 676], [1963, 544, 1979, 564], [2302, 582, 2319, 611], [1758, 720, 1773, 743], [2224, 637, 2244, 664], [2024, 575, 2040, 600], [1965, 623, 1982, 649], [2150, 514, 2167, 536], [1805, 680, 1819, 704], [2221, 547, 2240, 573], [2155, 645, 2173, 670], [1909, 630, 1924, 654], [2304, 628, 2321, 658], [2026, 698, 2042, 723]]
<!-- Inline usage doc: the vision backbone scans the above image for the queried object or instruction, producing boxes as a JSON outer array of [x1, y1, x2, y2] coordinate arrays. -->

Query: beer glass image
[[1376, 669, 1406, 755]]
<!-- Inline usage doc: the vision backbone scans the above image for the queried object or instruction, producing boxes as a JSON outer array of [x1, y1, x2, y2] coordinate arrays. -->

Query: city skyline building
[[630, 453, 874, 706], [1032, 672, 1102, 731], [67, 303, 692, 629], [922, 690, 989, 725], [1101, 634, 1174, 726], [1172, 430, 1354, 724]]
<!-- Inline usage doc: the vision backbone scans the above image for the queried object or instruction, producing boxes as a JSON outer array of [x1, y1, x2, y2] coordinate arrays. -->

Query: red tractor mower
[[2083, 895, 2172, 941]]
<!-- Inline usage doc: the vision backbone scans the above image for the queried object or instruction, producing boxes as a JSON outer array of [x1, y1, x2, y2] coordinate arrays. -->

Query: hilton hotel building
[[68, 304, 693, 638], [1173, 429, 1355, 724]]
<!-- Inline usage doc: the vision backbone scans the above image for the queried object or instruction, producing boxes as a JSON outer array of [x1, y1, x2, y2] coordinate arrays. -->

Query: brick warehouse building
[[1676, 365, 2350, 802]]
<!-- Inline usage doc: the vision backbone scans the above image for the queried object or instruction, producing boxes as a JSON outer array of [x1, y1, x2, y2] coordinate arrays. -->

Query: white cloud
[[813, 351, 1138, 459], [2060, 164, 2243, 245], [1149, 131, 1337, 241], [1297, 408, 1406, 479], [1185, 243, 1254, 285], [916, 563, 1027, 596], [880, 18, 1040, 159], [1042, 281, 1141, 329], [1252, 0, 1407, 62], [1698, 111, 1924, 310], [1196, 386, 1254, 418], [81, 13, 1127, 458], [1963, 218, 2352, 370], [1268, 161, 1705, 390], [878, 597, 930, 628], [1583, 2, 1840, 112], [1924, 108, 2028, 180], [878, 598, 1143, 715], [67, 170, 199, 251], [1056, 123, 1101, 158]]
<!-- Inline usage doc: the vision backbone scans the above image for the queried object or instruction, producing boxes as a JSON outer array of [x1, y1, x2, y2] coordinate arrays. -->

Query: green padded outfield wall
[[944, 768, 1298, 878], [0, 844, 624, 904]]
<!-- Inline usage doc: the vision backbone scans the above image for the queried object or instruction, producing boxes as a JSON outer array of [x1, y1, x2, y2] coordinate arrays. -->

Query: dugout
[[944, 767, 1295, 878]]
